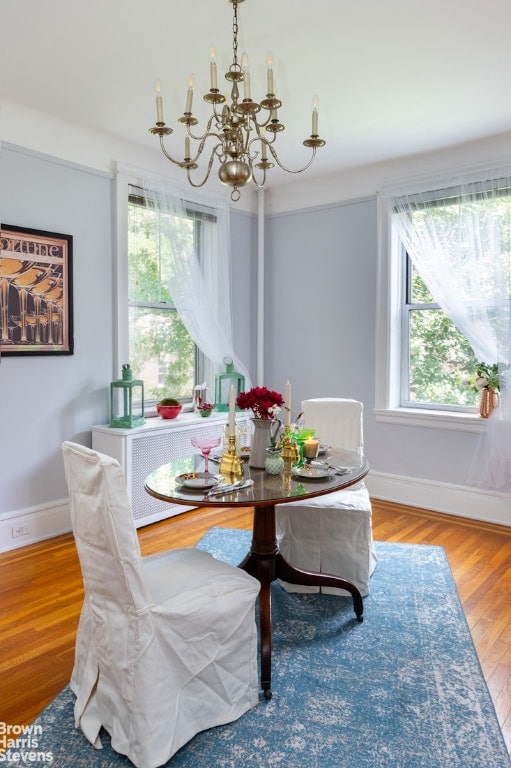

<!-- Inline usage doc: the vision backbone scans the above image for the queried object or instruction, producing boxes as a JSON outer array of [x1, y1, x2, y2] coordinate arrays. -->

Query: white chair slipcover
[[276, 398, 377, 596], [62, 441, 260, 768]]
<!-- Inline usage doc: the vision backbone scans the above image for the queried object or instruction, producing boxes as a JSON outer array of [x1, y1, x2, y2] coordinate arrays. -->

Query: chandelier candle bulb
[[285, 380, 291, 427], [209, 46, 218, 89], [241, 53, 251, 99], [312, 95, 319, 135], [185, 75, 194, 113], [155, 80, 164, 123], [266, 51, 274, 93]]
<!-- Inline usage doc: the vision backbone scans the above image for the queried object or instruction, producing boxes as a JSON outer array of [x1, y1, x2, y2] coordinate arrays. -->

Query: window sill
[[373, 407, 484, 433]]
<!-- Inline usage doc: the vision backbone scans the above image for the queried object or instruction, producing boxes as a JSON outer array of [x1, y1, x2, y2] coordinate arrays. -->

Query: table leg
[[238, 503, 277, 699], [238, 502, 364, 699], [274, 553, 364, 621]]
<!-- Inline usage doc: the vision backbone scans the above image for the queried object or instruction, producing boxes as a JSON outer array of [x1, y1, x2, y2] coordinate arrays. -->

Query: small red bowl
[[157, 403, 182, 419]]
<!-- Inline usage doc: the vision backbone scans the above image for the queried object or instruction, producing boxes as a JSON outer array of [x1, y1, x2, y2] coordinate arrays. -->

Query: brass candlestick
[[219, 434, 244, 479], [280, 427, 299, 466]]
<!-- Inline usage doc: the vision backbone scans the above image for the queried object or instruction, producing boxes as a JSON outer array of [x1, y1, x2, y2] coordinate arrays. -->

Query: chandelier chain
[[232, 2, 239, 68]]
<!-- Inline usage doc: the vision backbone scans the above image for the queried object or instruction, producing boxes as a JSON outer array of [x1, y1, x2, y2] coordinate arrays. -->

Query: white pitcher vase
[[249, 418, 280, 469]]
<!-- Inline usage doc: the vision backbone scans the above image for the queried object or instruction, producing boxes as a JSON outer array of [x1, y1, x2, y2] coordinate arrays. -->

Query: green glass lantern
[[214, 356, 245, 412], [109, 364, 145, 428]]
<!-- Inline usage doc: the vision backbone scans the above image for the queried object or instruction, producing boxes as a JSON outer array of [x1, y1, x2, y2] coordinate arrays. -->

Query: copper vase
[[479, 387, 499, 419]]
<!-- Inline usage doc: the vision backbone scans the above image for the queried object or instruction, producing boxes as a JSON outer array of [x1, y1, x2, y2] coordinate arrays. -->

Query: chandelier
[[149, 0, 325, 202]]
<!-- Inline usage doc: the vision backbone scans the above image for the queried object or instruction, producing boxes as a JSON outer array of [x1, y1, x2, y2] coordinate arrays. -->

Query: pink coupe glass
[[190, 435, 221, 475]]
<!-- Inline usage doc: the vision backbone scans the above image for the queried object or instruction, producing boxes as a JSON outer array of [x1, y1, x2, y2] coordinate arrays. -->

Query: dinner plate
[[175, 472, 220, 490], [291, 465, 335, 480]]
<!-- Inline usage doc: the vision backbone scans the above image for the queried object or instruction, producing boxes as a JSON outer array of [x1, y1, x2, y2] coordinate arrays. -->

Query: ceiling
[[2, 0, 511, 186]]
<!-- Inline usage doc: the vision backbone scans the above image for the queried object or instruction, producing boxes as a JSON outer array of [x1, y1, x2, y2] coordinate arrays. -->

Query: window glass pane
[[410, 263, 435, 304], [127, 194, 199, 403], [128, 203, 195, 305], [408, 308, 479, 406], [129, 306, 194, 401]]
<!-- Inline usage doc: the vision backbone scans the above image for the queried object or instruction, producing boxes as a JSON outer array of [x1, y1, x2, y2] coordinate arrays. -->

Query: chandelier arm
[[250, 164, 267, 189], [184, 150, 218, 189], [246, 132, 265, 161], [253, 112, 274, 130], [159, 136, 184, 167], [187, 131, 225, 160], [267, 143, 318, 174], [186, 113, 221, 143]]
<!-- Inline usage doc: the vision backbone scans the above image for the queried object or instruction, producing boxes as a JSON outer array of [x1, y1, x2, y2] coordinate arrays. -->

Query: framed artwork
[[0, 224, 73, 355]]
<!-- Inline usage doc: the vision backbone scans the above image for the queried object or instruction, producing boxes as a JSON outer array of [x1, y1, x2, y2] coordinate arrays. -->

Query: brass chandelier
[[149, 0, 325, 202]]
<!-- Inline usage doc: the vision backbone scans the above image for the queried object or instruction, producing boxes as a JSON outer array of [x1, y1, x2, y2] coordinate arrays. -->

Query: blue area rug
[[27, 528, 510, 768]]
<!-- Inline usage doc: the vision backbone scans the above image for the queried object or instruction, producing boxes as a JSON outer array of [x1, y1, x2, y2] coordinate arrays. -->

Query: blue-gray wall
[[264, 196, 483, 490], [265, 198, 377, 409], [0, 146, 113, 513], [0, 145, 256, 516], [0, 141, 504, 531]]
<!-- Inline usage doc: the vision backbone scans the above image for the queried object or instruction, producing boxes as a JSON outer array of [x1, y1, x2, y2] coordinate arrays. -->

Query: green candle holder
[[293, 428, 315, 467]]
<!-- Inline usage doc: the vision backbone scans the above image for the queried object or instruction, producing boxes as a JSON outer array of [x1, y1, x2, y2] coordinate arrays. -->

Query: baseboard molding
[[366, 471, 511, 528], [1, 473, 509, 553], [0, 499, 71, 554]]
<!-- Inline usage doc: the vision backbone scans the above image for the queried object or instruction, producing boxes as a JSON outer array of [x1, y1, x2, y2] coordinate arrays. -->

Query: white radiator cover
[[92, 412, 250, 527]]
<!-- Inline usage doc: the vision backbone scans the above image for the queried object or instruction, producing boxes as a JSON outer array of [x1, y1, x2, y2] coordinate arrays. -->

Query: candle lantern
[[214, 356, 245, 412], [109, 364, 145, 428]]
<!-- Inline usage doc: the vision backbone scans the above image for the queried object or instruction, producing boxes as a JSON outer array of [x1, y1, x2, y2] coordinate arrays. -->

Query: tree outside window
[[128, 196, 200, 403], [400, 191, 511, 410]]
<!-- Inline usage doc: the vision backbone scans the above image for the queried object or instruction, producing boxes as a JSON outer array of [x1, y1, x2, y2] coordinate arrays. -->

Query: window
[[377, 175, 511, 425], [402, 256, 479, 410], [127, 189, 211, 404]]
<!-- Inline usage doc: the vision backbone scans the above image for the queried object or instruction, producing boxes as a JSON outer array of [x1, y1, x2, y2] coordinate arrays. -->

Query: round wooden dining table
[[145, 447, 369, 699]]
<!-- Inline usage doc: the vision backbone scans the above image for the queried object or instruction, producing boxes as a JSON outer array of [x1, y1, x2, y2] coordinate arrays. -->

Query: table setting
[[144, 383, 369, 698]]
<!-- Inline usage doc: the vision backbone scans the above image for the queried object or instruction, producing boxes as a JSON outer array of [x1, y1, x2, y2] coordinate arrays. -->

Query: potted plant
[[197, 402, 215, 417], [236, 386, 284, 467], [464, 362, 501, 419], [156, 398, 183, 420]]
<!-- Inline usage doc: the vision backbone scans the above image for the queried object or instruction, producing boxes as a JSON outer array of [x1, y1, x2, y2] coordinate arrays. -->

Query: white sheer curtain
[[380, 166, 511, 491], [140, 174, 251, 397]]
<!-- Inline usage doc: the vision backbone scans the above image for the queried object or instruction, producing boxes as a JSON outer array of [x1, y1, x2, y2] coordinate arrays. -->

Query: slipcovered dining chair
[[276, 398, 377, 596], [62, 441, 260, 768]]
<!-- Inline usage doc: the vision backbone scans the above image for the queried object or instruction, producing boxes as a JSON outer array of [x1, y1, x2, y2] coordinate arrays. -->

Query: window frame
[[375, 193, 483, 433], [114, 172, 210, 413], [400, 254, 479, 413]]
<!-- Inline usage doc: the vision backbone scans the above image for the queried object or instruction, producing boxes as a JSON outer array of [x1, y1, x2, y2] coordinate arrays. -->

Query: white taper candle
[[228, 384, 236, 437], [285, 380, 291, 427]]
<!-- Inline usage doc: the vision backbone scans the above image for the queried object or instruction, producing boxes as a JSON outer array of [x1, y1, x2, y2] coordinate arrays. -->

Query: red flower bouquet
[[236, 386, 284, 420]]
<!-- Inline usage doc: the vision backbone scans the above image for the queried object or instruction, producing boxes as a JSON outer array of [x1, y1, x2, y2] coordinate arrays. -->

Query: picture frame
[[0, 224, 74, 355]]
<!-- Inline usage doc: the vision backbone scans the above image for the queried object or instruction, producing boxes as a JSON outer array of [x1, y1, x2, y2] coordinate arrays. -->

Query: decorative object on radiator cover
[[197, 402, 215, 417], [214, 356, 245, 411], [109, 364, 145, 428]]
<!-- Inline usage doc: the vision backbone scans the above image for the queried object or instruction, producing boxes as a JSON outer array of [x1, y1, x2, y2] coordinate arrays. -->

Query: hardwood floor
[[1, 500, 510, 754]]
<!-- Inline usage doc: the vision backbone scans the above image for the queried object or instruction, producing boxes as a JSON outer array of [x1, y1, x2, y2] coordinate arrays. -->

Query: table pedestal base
[[238, 503, 364, 699]]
